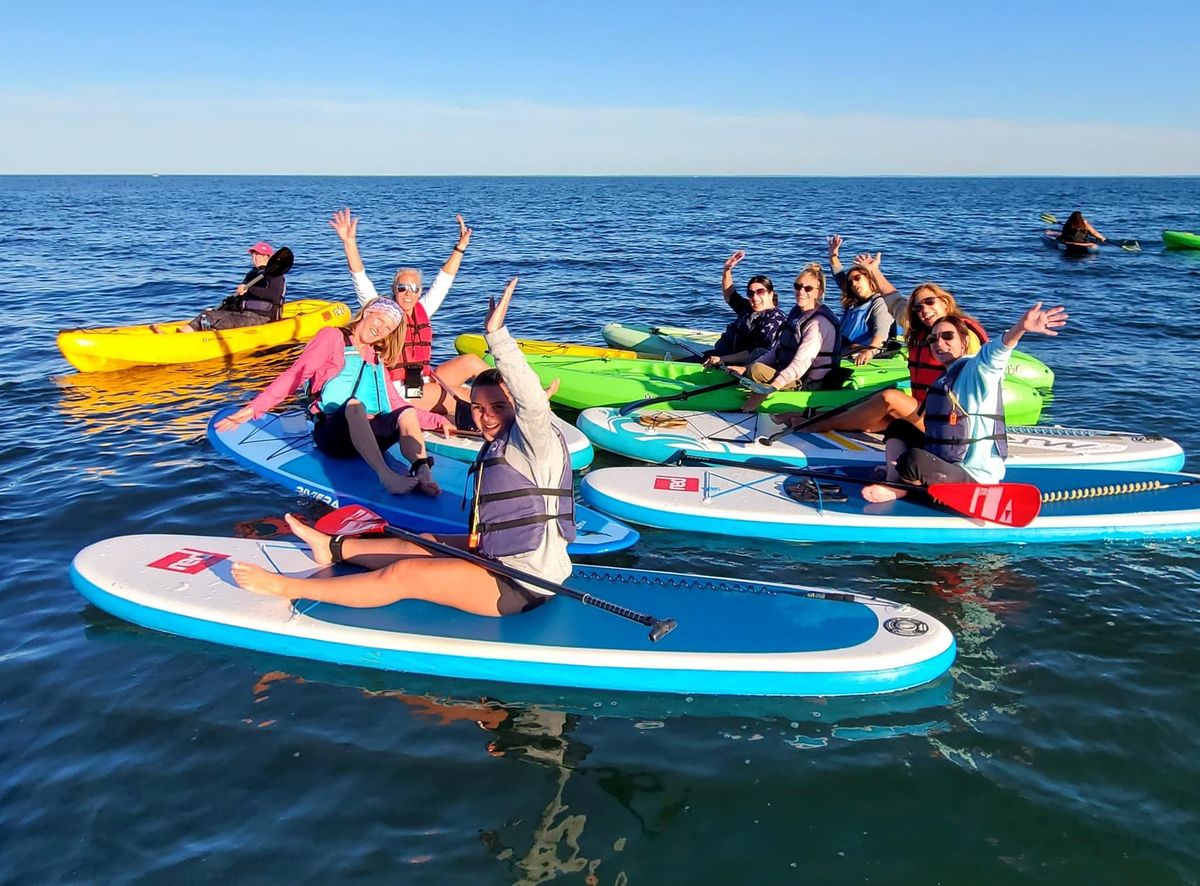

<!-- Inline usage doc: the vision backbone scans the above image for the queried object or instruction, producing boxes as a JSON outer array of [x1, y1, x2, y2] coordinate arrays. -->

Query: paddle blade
[[928, 482, 1041, 527], [314, 504, 388, 536], [1040, 212, 1060, 225], [264, 246, 294, 277]]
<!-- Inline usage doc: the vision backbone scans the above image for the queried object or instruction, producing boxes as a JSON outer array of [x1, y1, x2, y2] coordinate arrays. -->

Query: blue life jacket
[[922, 358, 1008, 463], [468, 428, 577, 559], [839, 296, 894, 347], [314, 331, 390, 415]]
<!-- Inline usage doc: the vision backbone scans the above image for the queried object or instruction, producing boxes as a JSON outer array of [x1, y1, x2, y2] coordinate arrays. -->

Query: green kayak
[[601, 322, 1055, 391], [487, 352, 1045, 425], [1163, 230, 1200, 250]]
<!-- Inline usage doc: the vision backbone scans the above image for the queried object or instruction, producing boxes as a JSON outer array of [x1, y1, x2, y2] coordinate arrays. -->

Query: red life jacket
[[908, 315, 988, 404], [385, 300, 434, 382]]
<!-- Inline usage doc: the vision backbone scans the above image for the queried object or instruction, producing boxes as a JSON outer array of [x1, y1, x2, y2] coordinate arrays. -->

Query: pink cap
[[247, 241, 274, 256]]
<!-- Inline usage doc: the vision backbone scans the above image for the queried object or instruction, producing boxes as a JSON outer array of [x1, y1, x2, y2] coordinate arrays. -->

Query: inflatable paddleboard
[[580, 463, 1200, 545], [423, 414, 594, 471], [57, 299, 352, 373], [208, 408, 637, 555], [577, 407, 1186, 474], [71, 533, 955, 697], [601, 322, 1055, 391]]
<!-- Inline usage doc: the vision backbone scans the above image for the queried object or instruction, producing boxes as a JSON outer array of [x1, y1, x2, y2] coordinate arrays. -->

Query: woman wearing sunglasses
[[699, 250, 786, 370], [730, 262, 844, 412], [860, 301, 1067, 502], [329, 208, 489, 423], [827, 237, 904, 366], [797, 283, 989, 434]]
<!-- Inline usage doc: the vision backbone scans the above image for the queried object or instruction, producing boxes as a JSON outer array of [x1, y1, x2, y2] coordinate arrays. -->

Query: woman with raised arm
[[827, 235, 906, 364], [329, 207, 489, 422], [861, 302, 1067, 503], [699, 250, 786, 369], [230, 278, 577, 618], [215, 297, 445, 496]]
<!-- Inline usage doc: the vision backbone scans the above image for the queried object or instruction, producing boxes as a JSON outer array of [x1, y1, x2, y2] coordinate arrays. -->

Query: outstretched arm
[[827, 234, 844, 277], [440, 214, 472, 277], [329, 208, 365, 274], [721, 250, 745, 305], [1003, 302, 1068, 349], [483, 278, 556, 452]]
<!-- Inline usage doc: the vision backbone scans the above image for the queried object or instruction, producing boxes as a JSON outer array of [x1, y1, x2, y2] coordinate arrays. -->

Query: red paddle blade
[[928, 482, 1042, 527], [314, 504, 388, 536]]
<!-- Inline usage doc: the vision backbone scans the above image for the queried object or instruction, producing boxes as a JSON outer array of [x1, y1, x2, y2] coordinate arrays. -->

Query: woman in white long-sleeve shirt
[[230, 278, 574, 618], [329, 208, 489, 423]]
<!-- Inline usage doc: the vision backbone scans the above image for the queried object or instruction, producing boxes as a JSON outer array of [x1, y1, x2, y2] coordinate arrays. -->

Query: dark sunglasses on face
[[748, 287, 771, 296], [914, 296, 941, 308], [925, 330, 958, 345], [794, 283, 817, 293], [393, 282, 420, 294]]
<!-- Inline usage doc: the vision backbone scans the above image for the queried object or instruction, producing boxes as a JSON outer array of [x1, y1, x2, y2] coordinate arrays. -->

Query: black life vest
[[774, 304, 841, 385], [921, 357, 1008, 463]]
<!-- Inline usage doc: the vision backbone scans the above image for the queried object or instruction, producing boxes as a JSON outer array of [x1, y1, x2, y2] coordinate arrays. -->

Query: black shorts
[[495, 576, 550, 616], [311, 405, 410, 459], [882, 419, 973, 486]]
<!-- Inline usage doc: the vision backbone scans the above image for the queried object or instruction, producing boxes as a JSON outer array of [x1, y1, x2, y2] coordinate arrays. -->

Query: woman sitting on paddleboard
[[732, 261, 844, 411], [231, 278, 575, 617], [860, 301, 1067, 503], [330, 208, 489, 423], [795, 282, 988, 434], [698, 250, 786, 369], [1058, 211, 1106, 247], [215, 298, 447, 496], [827, 236, 903, 366]]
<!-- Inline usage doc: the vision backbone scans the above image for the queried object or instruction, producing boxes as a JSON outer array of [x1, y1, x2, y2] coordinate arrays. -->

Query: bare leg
[[283, 514, 434, 566], [407, 355, 490, 414], [861, 437, 909, 502], [232, 550, 507, 615], [394, 408, 440, 496], [345, 400, 418, 494], [798, 388, 921, 434]]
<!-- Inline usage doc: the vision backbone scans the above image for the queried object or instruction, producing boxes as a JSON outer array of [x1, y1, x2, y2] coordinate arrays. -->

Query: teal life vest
[[314, 331, 390, 415]]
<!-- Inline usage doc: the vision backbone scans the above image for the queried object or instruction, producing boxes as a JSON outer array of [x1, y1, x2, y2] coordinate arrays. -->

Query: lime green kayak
[[484, 352, 1045, 425], [601, 322, 1055, 391], [1162, 230, 1200, 250]]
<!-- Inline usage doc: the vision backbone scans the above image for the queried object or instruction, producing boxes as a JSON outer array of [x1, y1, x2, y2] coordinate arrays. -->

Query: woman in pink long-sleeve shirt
[[216, 299, 450, 496]]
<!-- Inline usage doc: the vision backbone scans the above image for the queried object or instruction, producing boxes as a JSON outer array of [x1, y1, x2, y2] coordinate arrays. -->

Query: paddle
[[649, 326, 778, 395], [667, 450, 1042, 527], [616, 378, 739, 416], [311, 505, 678, 642], [243, 246, 295, 288], [756, 389, 883, 446], [1039, 214, 1140, 252]]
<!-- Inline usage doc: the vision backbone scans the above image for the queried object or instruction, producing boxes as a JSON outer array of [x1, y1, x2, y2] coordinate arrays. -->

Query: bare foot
[[862, 483, 905, 503], [381, 470, 419, 495], [284, 513, 333, 565], [231, 561, 293, 597], [414, 465, 441, 496]]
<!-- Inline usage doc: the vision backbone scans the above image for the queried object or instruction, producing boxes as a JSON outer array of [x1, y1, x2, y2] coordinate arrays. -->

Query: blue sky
[[2, 0, 1197, 173]]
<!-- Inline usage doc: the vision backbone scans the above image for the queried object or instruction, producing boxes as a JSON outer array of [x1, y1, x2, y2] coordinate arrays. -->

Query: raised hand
[[853, 251, 882, 270], [1019, 302, 1068, 336], [456, 214, 472, 250], [723, 250, 746, 272], [486, 278, 518, 333], [827, 234, 842, 260], [328, 207, 358, 242]]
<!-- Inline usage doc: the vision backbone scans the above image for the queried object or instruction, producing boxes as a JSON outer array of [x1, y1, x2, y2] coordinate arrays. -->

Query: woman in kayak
[[861, 301, 1067, 502], [230, 279, 575, 617], [731, 262, 843, 411], [330, 207, 489, 423], [827, 236, 904, 365], [699, 250, 786, 369], [215, 297, 447, 496], [153, 241, 287, 334], [792, 283, 988, 433], [1059, 212, 1106, 246]]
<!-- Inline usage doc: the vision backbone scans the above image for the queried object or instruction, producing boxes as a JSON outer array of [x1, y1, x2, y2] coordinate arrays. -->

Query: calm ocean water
[[2, 176, 1199, 884]]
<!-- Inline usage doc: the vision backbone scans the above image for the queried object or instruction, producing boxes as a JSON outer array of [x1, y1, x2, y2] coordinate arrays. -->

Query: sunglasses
[[914, 296, 942, 308], [925, 330, 959, 345], [793, 283, 817, 293], [393, 282, 420, 294], [748, 286, 771, 296]]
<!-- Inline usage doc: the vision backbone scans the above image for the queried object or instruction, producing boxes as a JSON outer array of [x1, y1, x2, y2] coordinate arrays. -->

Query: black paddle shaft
[[242, 246, 295, 289]]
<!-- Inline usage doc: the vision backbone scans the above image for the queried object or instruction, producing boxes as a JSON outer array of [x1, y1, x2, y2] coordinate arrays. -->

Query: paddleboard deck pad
[[423, 413, 594, 471], [580, 463, 1200, 545], [208, 408, 637, 555], [71, 534, 955, 697], [576, 408, 1185, 473]]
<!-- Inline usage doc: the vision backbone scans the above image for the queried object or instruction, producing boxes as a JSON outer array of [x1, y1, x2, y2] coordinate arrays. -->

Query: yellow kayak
[[57, 299, 353, 372], [454, 332, 659, 360]]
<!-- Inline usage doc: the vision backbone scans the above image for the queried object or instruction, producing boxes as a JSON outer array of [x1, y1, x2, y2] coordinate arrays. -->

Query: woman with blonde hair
[[731, 261, 844, 412], [794, 282, 988, 434], [216, 298, 447, 496]]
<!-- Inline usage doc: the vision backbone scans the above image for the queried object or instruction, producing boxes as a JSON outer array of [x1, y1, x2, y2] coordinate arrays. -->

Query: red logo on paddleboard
[[654, 475, 700, 493], [147, 548, 230, 574]]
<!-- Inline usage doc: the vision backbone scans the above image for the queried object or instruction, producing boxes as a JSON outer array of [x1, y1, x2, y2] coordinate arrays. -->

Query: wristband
[[453, 246, 466, 254]]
